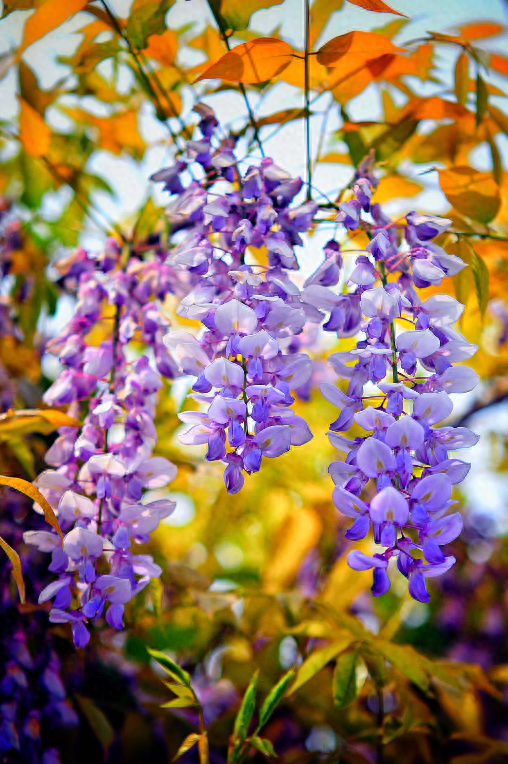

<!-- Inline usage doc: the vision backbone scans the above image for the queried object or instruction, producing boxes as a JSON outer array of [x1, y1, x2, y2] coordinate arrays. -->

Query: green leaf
[[126, 0, 175, 50], [172, 733, 200, 761], [74, 695, 115, 755], [208, 0, 284, 32], [258, 667, 295, 728], [8, 438, 35, 479], [161, 697, 198, 708], [372, 640, 430, 692], [230, 670, 259, 763], [132, 196, 164, 245], [250, 736, 277, 758], [476, 73, 488, 127], [454, 52, 469, 106], [148, 648, 192, 687], [470, 246, 490, 318], [288, 636, 353, 695], [333, 650, 358, 708], [0, 534, 25, 603], [373, 118, 419, 162]]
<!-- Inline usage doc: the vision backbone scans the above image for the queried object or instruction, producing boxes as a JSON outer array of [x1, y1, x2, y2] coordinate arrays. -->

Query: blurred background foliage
[[2, 0, 508, 762]]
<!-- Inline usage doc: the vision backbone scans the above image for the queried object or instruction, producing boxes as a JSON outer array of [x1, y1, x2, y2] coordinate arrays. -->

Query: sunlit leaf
[[0, 535, 25, 603], [74, 695, 115, 755], [126, 0, 175, 50], [317, 31, 401, 67], [143, 29, 178, 67], [250, 736, 277, 758], [476, 73, 488, 127], [258, 667, 295, 727], [458, 21, 504, 40], [288, 637, 354, 695], [148, 647, 192, 687], [440, 166, 501, 224], [208, 0, 284, 32], [230, 670, 259, 762], [346, 0, 405, 15], [0, 408, 80, 440], [490, 53, 508, 79], [470, 243, 490, 317], [373, 640, 430, 691], [196, 38, 293, 84], [18, 0, 89, 54], [310, 0, 344, 47], [454, 52, 469, 106], [0, 475, 62, 542], [172, 733, 200, 761], [333, 649, 358, 708], [19, 98, 51, 157]]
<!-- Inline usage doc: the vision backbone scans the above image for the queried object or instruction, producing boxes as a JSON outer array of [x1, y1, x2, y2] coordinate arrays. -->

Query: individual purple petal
[[356, 437, 396, 478], [214, 299, 258, 336], [354, 406, 394, 431], [253, 425, 292, 457], [369, 486, 408, 526], [347, 550, 388, 571], [332, 486, 369, 518], [435, 366, 479, 394], [204, 358, 245, 389], [410, 474, 452, 512], [385, 416, 425, 450], [360, 286, 399, 322], [345, 514, 370, 540], [408, 570, 429, 603], [412, 392, 453, 425], [372, 566, 391, 596], [396, 329, 440, 358]]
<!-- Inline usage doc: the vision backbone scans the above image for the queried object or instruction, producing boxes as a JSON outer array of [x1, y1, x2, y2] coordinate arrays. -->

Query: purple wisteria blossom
[[24, 235, 179, 647], [320, 170, 480, 602]]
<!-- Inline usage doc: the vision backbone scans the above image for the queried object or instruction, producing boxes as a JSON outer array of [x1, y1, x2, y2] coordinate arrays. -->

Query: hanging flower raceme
[[321, 169, 480, 603], [25, 240, 180, 647], [154, 110, 325, 492]]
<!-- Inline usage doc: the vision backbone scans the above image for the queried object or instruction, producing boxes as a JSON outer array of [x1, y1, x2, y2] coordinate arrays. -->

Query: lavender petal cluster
[[24, 241, 180, 647], [319, 167, 480, 602], [155, 108, 331, 492]]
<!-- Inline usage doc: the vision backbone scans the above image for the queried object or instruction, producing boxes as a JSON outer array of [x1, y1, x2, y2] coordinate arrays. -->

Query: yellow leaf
[[263, 505, 322, 592], [316, 31, 401, 67], [18, 0, 89, 54], [19, 97, 51, 157], [0, 475, 63, 543], [346, 0, 405, 15], [143, 30, 178, 67], [439, 166, 501, 224], [0, 534, 25, 603], [374, 174, 422, 203], [0, 408, 80, 440], [196, 38, 293, 84]]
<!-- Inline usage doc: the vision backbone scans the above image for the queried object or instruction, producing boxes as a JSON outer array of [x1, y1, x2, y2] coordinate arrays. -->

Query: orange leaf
[[439, 166, 501, 225], [196, 38, 293, 84], [346, 0, 405, 15], [19, 97, 51, 157], [458, 21, 504, 40], [0, 476, 63, 543], [0, 535, 25, 603], [316, 31, 401, 67], [18, 0, 89, 54], [143, 30, 178, 67], [491, 53, 508, 79]]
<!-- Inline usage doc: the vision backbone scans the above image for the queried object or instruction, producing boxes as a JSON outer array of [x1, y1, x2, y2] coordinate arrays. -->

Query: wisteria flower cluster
[[320, 167, 480, 602], [156, 106, 327, 492], [26, 105, 482, 648], [23, 239, 180, 647]]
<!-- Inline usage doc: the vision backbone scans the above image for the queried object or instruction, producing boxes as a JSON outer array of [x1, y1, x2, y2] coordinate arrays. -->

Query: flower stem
[[304, 0, 312, 201]]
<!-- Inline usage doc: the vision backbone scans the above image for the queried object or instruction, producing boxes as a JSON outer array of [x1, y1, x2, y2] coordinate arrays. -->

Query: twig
[[206, 1, 265, 157], [304, 0, 312, 201]]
